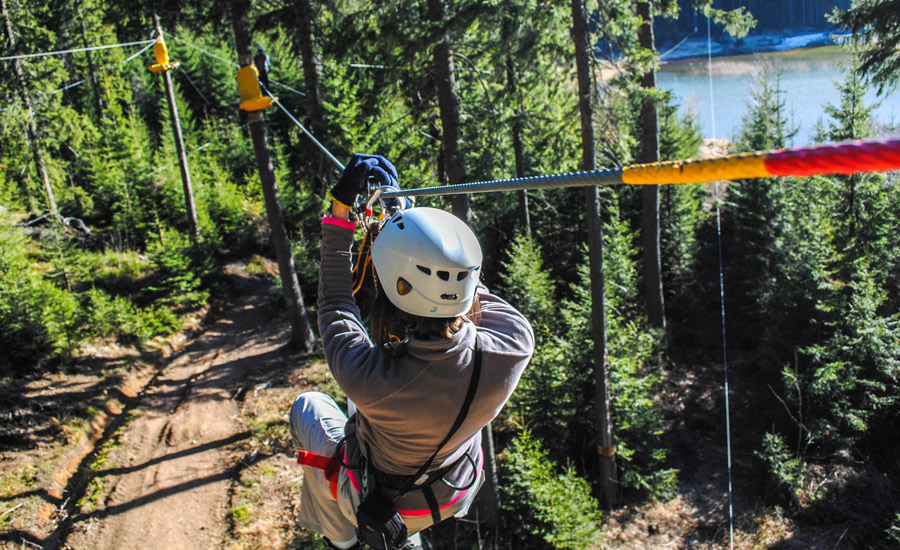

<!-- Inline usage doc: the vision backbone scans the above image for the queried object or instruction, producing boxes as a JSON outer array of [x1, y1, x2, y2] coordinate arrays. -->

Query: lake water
[[657, 46, 900, 146]]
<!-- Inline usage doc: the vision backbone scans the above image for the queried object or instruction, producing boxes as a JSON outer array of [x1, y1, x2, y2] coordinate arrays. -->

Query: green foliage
[[501, 231, 570, 448], [734, 63, 798, 152], [146, 229, 215, 308], [82, 288, 179, 344], [830, 0, 900, 94], [887, 513, 900, 546], [796, 262, 900, 454], [554, 203, 673, 497], [757, 431, 807, 501], [815, 62, 900, 274], [0, 221, 184, 371], [727, 62, 900, 525], [703, 6, 756, 41], [232, 502, 253, 525], [0, 226, 81, 368], [724, 66, 810, 351], [499, 231, 555, 327], [197, 148, 264, 258], [499, 429, 602, 550]]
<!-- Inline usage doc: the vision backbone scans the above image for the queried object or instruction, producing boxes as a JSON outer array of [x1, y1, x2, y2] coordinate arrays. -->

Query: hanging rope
[[707, 15, 717, 141], [715, 182, 736, 550], [379, 139, 900, 199], [707, 24, 733, 550], [0, 39, 156, 61]]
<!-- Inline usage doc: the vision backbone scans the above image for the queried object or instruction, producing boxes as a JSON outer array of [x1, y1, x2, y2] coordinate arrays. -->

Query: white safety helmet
[[371, 207, 482, 318]]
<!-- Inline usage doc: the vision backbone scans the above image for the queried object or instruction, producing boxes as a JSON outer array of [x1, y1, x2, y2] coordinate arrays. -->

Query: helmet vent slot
[[456, 271, 468, 281], [416, 265, 431, 276], [437, 270, 450, 281], [441, 293, 459, 301], [397, 277, 412, 296]]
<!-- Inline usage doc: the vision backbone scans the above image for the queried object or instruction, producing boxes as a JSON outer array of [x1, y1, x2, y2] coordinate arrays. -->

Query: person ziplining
[[289, 154, 535, 550]]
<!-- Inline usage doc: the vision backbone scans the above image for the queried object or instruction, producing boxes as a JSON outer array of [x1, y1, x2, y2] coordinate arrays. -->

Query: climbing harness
[[351, 219, 380, 295], [358, 333, 482, 549], [297, 449, 342, 499], [296, 336, 482, 550]]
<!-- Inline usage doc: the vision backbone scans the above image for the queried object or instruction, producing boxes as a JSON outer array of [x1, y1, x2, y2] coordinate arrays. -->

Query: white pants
[[289, 391, 360, 543]]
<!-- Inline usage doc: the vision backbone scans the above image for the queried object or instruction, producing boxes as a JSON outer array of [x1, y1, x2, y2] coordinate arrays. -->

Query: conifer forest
[[2, 0, 900, 549]]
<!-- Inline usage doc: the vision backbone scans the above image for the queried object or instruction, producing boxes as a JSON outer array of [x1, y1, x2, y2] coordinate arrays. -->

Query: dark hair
[[369, 280, 481, 349]]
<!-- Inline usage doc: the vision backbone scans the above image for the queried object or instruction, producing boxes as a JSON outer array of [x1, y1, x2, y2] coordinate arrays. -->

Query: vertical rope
[[707, 14, 716, 140], [715, 182, 735, 550], [708, 18, 733, 548]]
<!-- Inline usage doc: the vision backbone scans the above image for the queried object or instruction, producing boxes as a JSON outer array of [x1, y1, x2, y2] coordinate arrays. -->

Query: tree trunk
[[571, 0, 616, 510], [294, 0, 332, 195], [478, 423, 501, 540], [427, 0, 470, 222], [506, 54, 530, 234], [79, 13, 104, 122], [637, 1, 666, 332], [2, 0, 57, 218], [232, 0, 315, 353]]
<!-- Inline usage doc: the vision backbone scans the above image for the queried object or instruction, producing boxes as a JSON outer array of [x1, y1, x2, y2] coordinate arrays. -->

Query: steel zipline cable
[[158, 32, 900, 195], [163, 31, 307, 98], [0, 39, 156, 61], [1, 39, 157, 112], [380, 139, 900, 199]]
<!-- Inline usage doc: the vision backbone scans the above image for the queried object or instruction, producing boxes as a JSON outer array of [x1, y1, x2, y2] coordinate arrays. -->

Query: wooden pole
[[153, 14, 199, 241], [232, 0, 315, 353]]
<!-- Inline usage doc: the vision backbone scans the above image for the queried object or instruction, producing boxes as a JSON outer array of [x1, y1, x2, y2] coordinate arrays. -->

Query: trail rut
[[64, 292, 294, 550]]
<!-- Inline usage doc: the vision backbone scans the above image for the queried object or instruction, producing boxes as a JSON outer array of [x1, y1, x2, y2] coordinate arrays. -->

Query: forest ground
[[1, 256, 837, 550]]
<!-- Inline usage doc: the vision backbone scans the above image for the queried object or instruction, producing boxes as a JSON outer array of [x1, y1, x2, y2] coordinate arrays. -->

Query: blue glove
[[329, 154, 399, 208]]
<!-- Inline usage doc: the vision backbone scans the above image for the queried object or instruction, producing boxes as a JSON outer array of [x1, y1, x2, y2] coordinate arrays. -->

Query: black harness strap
[[392, 333, 483, 525], [423, 485, 441, 525]]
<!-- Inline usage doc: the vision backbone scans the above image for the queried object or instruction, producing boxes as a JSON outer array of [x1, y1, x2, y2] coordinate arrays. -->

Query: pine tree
[[830, 0, 900, 94]]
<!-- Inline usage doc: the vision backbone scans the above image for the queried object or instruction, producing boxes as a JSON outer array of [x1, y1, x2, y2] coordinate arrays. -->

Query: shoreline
[[657, 28, 849, 62]]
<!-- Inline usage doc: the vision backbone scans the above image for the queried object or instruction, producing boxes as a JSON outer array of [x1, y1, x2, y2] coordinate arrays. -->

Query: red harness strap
[[297, 450, 341, 499]]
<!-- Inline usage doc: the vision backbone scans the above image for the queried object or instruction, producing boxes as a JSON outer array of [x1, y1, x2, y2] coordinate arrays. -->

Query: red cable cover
[[764, 139, 900, 177]]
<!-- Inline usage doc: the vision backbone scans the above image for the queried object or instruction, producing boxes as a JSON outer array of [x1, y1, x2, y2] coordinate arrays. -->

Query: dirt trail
[[65, 291, 295, 550]]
